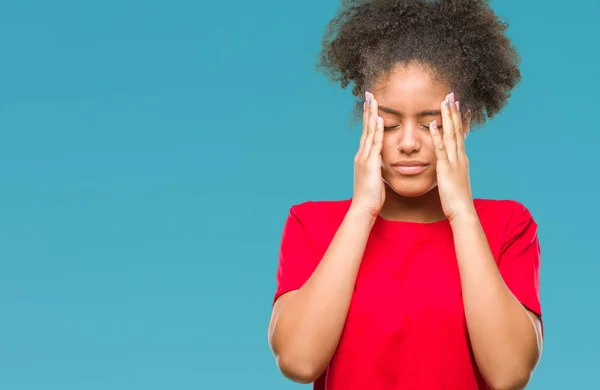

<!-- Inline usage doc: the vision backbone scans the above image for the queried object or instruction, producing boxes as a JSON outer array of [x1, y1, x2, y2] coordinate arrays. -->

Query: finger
[[369, 116, 384, 159], [361, 93, 377, 160], [441, 93, 457, 163], [356, 100, 369, 159], [430, 120, 447, 161], [451, 100, 467, 157]]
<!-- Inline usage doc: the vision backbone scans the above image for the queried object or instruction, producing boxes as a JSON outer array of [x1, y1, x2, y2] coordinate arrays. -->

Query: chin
[[384, 177, 438, 198]]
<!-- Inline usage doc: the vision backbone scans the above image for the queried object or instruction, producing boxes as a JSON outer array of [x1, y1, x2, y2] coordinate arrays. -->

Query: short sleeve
[[498, 204, 542, 318], [273, 206, 320, 305]]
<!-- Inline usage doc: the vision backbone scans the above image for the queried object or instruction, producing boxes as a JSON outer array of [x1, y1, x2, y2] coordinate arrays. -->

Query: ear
[[463, 109, 472, 140]]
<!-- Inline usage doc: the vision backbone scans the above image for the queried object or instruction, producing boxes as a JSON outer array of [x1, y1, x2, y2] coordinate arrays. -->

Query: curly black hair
[[317, 0, 521, 126]]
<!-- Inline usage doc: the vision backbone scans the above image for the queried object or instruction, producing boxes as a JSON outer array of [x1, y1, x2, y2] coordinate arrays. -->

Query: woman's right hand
[[350, 91, 385, 218]]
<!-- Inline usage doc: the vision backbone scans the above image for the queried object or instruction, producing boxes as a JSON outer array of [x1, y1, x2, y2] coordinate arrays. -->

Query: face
[[372, 63, 469, 198]]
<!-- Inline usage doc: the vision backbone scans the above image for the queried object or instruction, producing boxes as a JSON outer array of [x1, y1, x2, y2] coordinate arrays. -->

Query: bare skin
[[268, 62, 543, 389]]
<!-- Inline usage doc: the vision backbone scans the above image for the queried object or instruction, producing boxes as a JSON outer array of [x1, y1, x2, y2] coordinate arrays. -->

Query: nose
[[397, 124, 421, 155]]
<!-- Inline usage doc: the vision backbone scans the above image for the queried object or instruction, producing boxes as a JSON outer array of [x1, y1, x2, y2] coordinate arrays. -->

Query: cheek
[[380, 135, 396, 163], [422, 134, 437, 159]]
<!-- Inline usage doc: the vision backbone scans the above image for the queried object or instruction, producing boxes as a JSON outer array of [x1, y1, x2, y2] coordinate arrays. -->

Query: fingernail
[[456, 101, 460, 111], [431, 120, 438, 130], [377, 116, 383, 125], [449, 92, 455, 103], [365, 91, 372, 104]]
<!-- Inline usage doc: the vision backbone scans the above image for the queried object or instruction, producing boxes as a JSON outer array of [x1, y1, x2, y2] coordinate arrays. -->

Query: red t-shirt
[[273, 198, 542, 390]]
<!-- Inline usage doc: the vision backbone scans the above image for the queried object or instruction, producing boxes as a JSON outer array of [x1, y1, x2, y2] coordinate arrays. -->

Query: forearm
[[451, 213, 541, 389], [270, 207, 375, 381]]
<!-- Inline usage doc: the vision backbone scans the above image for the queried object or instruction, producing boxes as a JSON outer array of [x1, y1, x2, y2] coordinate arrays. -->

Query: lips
[[391, 162, 429, 176]]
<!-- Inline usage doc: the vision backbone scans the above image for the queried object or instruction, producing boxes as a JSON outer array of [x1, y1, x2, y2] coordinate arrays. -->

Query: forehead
[[374, 63, 449, 109]]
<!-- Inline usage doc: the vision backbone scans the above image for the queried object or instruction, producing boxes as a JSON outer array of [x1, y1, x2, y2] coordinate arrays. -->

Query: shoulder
[[474, 198, 536, 221], [286, 199, 352, 250], [289, 198, 352, 224], [474, 198, 539, 245]]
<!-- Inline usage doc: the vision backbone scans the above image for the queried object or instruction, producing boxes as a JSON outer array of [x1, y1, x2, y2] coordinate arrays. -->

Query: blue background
[[0, 0, 598, 388]]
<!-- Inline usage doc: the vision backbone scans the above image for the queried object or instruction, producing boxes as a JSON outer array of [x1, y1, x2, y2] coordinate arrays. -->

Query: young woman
[[267, 1, 543, 389]]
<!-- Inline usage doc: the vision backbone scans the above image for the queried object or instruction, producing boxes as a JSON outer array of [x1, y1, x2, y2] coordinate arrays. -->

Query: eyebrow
[[378, 105, 441, 117]]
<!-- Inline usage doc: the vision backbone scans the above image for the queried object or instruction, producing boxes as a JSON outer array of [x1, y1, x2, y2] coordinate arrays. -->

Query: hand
[[350, 91, 385, 218], [429, 92, 476, 221]]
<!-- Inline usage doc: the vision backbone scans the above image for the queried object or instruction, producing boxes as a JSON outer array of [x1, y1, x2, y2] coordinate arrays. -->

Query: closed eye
[[421, 123, 441, 130], [383, 123, 442, 131]]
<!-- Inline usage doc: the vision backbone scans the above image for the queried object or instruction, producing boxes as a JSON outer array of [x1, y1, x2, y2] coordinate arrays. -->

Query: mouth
[[391, 163, 429, 176]]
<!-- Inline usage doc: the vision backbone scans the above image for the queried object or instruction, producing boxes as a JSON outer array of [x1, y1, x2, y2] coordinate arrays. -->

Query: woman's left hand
[[429, 92, 476, 222]]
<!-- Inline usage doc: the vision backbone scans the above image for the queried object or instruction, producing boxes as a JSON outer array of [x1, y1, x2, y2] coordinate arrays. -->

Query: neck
[[379, 185, 446, 223]]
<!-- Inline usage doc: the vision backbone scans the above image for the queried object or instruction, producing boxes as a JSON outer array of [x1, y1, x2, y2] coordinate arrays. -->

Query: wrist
[[448, 208, 479, 226], [346, 206, 378, 227]]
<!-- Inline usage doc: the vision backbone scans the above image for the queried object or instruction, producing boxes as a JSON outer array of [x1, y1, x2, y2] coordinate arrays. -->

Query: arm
[[268, 208, 375, 383], [268, 91, 386, 384], [429, 93, 542, 390], [451, 213, 542, 390]]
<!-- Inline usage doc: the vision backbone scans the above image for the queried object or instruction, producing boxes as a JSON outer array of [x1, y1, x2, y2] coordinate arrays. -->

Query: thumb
[[368, 116, 384, 159]]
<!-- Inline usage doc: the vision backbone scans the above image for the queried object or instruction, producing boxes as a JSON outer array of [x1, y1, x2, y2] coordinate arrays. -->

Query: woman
[[267, 1, 543, 389]]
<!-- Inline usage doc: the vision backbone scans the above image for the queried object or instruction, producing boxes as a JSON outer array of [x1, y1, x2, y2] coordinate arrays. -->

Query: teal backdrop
[[0, 0, 598, 388]]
